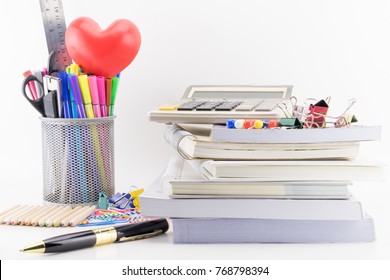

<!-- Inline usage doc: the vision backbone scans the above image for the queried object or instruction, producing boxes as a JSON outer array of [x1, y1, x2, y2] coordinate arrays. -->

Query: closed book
[[211, 124, 382, 144], [140, 158, 363, 220], [164, 124, 360, 160], [172, 215, 375, 243], [169, 155, 352, 199], [200, 158, 384, 181]]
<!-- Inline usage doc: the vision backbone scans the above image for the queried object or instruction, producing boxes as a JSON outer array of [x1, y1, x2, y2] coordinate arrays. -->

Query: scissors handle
[[21, 75, 46, 117]]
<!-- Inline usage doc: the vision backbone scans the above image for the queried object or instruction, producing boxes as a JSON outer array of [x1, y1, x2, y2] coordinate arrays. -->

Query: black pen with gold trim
[[20, 218, 169, 253]]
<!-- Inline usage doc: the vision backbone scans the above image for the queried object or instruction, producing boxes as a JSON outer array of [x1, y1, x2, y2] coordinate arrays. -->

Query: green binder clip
[[279, 118, 303, 128], [97, 192, 109, 210]]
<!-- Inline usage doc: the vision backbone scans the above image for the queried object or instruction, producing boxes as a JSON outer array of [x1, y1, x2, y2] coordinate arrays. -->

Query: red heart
[[65, 17, 141, 78]]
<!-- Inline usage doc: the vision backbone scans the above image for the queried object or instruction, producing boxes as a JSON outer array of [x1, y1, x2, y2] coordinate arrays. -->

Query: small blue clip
[[97, 192, 109, 210]]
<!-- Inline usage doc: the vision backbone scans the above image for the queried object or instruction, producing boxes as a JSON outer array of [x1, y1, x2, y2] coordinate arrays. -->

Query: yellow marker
[[66, 64, 79, 74], [78, 75, 95, 118], [158, 104, 180, 111], [71, 64, 80, 74]]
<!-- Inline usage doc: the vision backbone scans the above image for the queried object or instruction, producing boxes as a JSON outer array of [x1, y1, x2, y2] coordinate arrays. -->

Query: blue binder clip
[[97, 192, 109, 210]]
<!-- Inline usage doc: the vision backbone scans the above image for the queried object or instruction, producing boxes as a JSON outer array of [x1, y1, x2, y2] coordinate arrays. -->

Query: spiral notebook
[[164, 124, 361, 160]]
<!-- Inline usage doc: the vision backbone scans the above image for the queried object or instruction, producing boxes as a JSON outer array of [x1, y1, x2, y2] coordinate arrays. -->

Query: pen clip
[[118, 229, 164, 242]]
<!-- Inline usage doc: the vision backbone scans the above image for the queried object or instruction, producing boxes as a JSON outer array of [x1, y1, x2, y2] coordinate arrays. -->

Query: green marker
[[110, 77, 119, 116]]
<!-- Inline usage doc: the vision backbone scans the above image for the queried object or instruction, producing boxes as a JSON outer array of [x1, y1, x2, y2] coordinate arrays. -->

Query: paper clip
[[334, 99, 357, 127], [97, 192, 109, 210], [109, 186, 144, 210]]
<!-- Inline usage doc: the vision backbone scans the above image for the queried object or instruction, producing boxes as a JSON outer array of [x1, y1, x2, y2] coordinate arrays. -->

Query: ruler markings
[[39, 0, 72, 71]]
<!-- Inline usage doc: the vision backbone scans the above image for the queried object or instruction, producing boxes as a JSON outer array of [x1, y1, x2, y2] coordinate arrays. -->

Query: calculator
[[148, 85, 293, 124]]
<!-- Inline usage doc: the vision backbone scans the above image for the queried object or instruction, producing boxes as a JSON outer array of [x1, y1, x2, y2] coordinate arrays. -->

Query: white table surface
[[1, 168, 389, 261]]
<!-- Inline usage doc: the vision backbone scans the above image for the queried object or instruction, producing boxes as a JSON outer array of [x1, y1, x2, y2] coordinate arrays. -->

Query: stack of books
[[140, 124, 382, 243]]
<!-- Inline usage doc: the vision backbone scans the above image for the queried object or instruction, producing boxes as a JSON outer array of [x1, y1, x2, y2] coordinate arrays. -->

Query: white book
[[211, 124, 382, 144], [165, 124, 361, 160], [200, 158, 384, 181], [172, 215, 375, 243], [169, 155, 352, 199], [140, 158, 364, 220]]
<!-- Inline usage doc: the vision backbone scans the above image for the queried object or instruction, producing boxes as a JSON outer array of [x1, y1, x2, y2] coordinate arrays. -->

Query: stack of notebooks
[[140, 124, 383, 243]]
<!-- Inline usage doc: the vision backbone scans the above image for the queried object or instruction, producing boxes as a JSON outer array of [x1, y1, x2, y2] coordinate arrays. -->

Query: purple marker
[[68, 74, 86, 118]]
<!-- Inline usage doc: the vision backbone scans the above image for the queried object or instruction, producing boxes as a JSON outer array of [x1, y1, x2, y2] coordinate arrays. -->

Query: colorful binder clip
[[97, 192, 109, 210], [109, 186, 144, 210], [305, 99, 329, 128], [279, 118, 303, 128]]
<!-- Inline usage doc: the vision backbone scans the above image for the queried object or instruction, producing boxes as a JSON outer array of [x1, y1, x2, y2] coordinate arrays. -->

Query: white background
[[0, 0, 390, 263]]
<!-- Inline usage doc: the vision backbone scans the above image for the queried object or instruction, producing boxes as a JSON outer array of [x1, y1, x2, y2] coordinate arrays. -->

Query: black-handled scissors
[[21, 52, 62, 117], [21, 74, 46, 116]]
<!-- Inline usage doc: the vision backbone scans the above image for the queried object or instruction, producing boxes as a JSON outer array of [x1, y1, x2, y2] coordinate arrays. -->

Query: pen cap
[[111, 77, 119, 105], [96, 76, 106, 104], [78, 75, 92, 104], [68, 74, 84, 104], [57, 72, 70, 101], [88, 76, 100, 105], [105, 78, 112, 106]]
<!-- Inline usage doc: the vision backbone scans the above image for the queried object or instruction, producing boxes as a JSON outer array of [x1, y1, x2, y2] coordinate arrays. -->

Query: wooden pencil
[[38, 206, 61, 226], [24, 205, 52, 226], [6, 206, 34, 225], [31, 205, 57, 226], [18, 206, 41, 225], [61, 206, 90, 227], [54, 206, 82, 227], [45, 206, 72, 227], [69, 206, 96, 227], [0, 205, 22, 223]]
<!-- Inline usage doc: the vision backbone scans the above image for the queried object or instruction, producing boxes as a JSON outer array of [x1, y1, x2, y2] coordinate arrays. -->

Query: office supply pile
[[20, 0, 142, 207], [0, 188, 148, 228], [1, 1, 169, 254], [142, 86, 383, 243]]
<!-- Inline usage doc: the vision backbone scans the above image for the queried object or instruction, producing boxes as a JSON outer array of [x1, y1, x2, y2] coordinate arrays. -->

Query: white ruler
[[39, 0, 72, 71]]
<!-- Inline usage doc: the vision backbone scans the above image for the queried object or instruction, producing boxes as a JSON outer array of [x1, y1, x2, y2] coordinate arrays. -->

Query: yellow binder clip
[[130, 188, 144, 211]]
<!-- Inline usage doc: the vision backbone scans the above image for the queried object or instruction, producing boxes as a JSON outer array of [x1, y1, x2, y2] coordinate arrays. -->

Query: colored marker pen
[[78, 75, 95, 118], [110, 77, 119, 116], [57, 72, 72, 118], [68, 74, 86, 118], [68, 78, 78, 118], [105, 78, 112, 117], [88, 76, 101, 118], [96, 77, 107, 117]]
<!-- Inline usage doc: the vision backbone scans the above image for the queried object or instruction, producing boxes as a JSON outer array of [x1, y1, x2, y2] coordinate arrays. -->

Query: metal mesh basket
[[41, 117, 115, 206]]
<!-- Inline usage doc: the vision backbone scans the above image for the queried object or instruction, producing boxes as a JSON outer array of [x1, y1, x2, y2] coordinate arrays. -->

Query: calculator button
[[215, 101, 242, 111], [158, 104, 180, 111], [235, 101, 260, 111], [195, 102, 223, 111], [255, 101, 278, 111], [177, 101, 206, 111]]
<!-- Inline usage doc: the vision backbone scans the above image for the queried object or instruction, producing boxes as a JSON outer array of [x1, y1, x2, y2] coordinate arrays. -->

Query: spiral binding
[[164, 124, 195, 160]]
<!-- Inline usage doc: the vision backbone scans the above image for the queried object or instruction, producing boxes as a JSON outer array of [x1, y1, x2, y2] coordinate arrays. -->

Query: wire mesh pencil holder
[[41, 117, 115, 206]]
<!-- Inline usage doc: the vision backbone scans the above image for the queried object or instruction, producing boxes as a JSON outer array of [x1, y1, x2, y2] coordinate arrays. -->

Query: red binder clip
[[305, 99, 329, 128]]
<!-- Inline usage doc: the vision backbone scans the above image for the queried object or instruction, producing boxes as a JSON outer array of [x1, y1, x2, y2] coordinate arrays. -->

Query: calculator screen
[[186, 86, 291, 99]]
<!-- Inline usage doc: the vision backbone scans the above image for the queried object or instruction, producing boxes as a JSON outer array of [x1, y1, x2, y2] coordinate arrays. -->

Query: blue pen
[[68, 81, 78, 118], [68, 74, 86, 118], [57, 72, 72, 118]]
